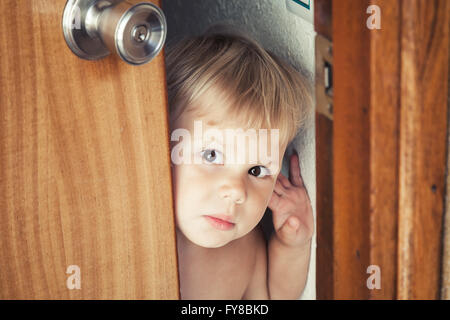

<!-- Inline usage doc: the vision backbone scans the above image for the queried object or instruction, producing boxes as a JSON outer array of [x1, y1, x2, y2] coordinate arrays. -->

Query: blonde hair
[[165, 25, 312, 146]]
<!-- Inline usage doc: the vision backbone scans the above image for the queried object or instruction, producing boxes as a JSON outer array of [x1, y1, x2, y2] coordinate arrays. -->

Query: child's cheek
[[250, 182, 273, 213]]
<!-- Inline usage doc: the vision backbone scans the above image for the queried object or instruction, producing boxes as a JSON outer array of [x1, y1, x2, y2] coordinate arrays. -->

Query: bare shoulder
[[241, 224, 269, 299]]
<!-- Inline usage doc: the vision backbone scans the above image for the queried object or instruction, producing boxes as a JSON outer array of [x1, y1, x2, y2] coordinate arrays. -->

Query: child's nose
[[218, 178, 247, 204]]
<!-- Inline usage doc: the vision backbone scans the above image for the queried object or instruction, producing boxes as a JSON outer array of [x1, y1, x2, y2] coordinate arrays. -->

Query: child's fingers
[[277, 173, 291, 189], [278, 216, 300, 242], [289, 152, 304, 188], [287, 216, 300, 230], [273, 180, 286, 197], [268, 191, 281, 211]]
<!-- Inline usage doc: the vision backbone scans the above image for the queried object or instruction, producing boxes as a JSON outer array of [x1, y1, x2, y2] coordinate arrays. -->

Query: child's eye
[[249, 166, 271, 178], [200, 149, 224, 164]]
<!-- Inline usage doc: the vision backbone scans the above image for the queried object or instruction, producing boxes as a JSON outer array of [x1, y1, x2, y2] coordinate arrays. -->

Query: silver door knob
[[62, 0, 167, 65]]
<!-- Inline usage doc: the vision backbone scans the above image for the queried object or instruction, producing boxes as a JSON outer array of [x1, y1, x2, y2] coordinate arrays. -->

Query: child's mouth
[[203, 215, 235, 231]]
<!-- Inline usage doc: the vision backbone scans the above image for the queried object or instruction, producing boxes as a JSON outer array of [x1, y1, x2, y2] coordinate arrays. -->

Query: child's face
[[170, 103, 286, 248]]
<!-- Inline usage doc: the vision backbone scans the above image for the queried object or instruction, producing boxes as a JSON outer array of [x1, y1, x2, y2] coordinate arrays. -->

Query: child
[[166, 26, 314, 299]]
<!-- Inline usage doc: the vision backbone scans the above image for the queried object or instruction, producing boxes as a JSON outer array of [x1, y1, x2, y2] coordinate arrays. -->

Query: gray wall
[[162, 0, 317, 300]]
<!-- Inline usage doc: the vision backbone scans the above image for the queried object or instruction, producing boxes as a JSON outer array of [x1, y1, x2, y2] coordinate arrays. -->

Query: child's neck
[[175, 227, 206, 253]]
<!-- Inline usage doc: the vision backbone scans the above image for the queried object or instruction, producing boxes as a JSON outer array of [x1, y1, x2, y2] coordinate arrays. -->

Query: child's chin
[[189, 235, 231, 249]]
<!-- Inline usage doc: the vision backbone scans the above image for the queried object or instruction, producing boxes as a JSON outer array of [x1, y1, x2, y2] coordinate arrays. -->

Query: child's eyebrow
[[263, 160, 272, 167], [203, 136, 224, 146], [206, 119, 218, 126]]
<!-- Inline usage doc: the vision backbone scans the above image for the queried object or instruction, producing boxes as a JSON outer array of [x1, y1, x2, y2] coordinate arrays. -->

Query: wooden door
[[315, 0, 449, 299], [0, 0, 179, 299]]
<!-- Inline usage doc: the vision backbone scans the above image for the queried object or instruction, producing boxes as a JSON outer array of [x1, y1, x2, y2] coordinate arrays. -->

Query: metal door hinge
[[315, 34, 333, 120]]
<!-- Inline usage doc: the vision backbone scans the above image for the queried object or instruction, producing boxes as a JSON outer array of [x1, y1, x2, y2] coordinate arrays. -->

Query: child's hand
[[268, 150, 314, 248]]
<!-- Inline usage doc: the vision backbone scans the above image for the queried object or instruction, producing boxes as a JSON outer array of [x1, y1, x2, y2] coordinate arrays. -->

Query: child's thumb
[[279, 216, 299, 240], [288, 216, 300, 229]]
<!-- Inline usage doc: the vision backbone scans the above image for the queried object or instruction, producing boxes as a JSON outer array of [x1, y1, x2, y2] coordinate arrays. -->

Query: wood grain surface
[[314, 0, 334, 300], [0, 0, 180, 299], [368, 0, 401, 300], [397, 0, 449, 299], [322, 0, 449, 299], [442, 57, 450, 300], [333, 0, 372, 299]]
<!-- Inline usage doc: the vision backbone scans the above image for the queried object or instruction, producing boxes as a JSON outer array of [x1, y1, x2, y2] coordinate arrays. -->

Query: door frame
[[314, 0, 449, 299]]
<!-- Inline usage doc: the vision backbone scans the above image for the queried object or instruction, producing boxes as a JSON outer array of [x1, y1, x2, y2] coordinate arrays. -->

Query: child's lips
[[206, 214, 235, 223], [203, 215, 235, 230]]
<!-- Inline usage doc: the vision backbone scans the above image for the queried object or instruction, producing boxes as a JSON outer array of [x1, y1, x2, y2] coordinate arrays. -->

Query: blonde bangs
[[166, 28, 312, 146]]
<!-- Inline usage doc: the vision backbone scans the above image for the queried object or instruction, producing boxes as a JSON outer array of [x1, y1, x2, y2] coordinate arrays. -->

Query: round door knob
[[63, 0, 167, 66]]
